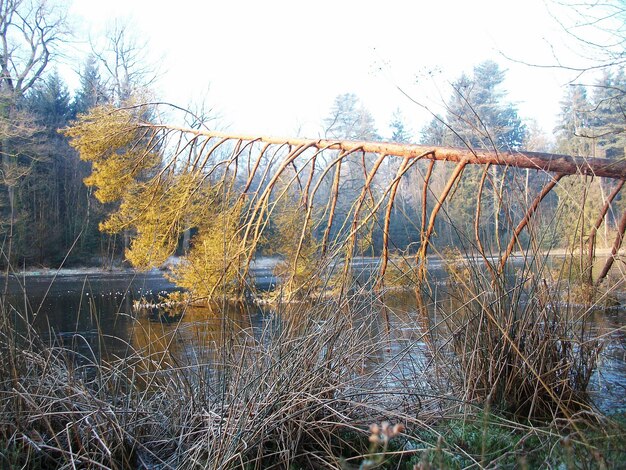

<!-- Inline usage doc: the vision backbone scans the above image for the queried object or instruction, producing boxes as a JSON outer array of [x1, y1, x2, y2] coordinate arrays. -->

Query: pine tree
[[554, 84, 606, 251], [448, 61, 526, 150], [18, 70, 74, 263], [29, 70, 72, 131], [389, 108, 413, 144], [324, 93, 379, 141], [22, 70, 106, 265], [420, 116, 448, 146], [555, 85, 593, 156], [420, 61, 527, 250], [73, 55, 109, 117], [591, 70, 626, 159]]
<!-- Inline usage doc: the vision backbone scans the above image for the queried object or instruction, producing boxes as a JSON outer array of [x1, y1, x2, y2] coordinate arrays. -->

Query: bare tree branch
[[0, 0, 68, 97]]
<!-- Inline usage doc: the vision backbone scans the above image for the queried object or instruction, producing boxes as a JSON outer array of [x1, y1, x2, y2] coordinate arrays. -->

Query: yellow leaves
[[63, 103, 160, 203], [270, 178, 320, 297], [167, 202, 242, 300], [63, 105, 138, 161], [64, 102, 250, 299], [84, 154, 138, 203], [126, 234, 177, 270], [117, 173, 218, 270]]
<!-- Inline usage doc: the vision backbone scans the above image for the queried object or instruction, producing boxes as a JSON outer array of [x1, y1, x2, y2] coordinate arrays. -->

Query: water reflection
[[5, 271, 625, 413]]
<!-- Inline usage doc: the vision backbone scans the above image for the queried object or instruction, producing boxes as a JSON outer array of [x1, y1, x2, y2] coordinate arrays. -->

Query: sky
[[63, 0, 602, 141]]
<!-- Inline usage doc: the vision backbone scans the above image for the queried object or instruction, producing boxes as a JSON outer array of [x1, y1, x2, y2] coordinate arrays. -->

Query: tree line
[[319, 61, 625, 260], [0, 1, 152, 269], [0, 0, 624, 276]]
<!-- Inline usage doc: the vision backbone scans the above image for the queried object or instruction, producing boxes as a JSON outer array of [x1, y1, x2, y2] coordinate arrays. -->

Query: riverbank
[[8, 246, 623, 276]]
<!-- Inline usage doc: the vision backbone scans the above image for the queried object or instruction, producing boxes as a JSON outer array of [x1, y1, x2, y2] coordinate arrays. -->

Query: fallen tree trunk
[[144, 124, 626, 180]]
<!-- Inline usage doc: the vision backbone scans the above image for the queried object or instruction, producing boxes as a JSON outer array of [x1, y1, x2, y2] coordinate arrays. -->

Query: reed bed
[[0, 289, 444, 469], [0, 253, 624, 468], [435, 250, 604, 419]]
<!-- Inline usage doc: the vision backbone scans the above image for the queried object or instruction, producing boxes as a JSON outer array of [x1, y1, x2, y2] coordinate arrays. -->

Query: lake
[[4, 263, 625, 414]]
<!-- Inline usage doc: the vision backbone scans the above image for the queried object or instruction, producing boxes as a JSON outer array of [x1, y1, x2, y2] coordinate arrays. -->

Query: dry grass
[[0, 289, 445, 469], [0, 251, 623, 468], [435, 248, 605, 420]]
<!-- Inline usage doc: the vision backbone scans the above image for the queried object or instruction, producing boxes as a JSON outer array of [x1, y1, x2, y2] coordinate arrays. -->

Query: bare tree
[[0, 0, 68, 97], [549, 0, 625, 75], [91, 19, 158, 104], [500, 1, 625, 80]]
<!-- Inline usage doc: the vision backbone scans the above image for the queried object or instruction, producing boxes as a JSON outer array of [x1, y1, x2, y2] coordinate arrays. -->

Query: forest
[[0, 0, 625, 469], [0, 4, 622, 274]]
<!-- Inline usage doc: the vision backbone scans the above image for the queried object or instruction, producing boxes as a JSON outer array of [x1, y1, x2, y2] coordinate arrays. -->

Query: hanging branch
[[342, 152, 388, 285], [239, 142, 270, 199], [377, 156, 411, 289], [416, 160, 468, 281], [587, 180, 625, 284], [595, 209, 626, 287], [320, 152, 348, 256], [240, 143, 319, 278], [499, 173, 565, 271], [421, 160, 435, 242], [474, 164, 498, 281]]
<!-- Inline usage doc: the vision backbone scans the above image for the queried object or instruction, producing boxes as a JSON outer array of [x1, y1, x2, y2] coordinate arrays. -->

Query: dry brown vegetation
[[0, 291, 442, 468], [1, 245, 624, 468]]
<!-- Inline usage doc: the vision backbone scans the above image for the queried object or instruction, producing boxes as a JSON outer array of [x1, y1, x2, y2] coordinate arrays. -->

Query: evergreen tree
[[591, 69, 626, 159], [73, 55, 109, 117], [29, 70, 72, 132], [420, 116, 448, 146], [554, 84, 605, 250], [324, 93, 379, 141], [389, 108, 413, 144], [589, 69, 626, 230], [20, 70, 74, 263], [425, 61, 526, 151], [555, 85, 593, 156], [420, 61, 527, 250], [22, 70, 106, 266]]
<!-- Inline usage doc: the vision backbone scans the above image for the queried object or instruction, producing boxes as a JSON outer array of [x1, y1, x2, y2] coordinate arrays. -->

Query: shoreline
[[5, 248, 622, 279]]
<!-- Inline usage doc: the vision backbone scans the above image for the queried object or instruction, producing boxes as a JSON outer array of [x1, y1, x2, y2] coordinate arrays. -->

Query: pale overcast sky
[[64, 0, 599, 141]]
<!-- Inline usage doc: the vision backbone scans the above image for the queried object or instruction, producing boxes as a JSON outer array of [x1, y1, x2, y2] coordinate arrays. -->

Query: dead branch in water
[[65, 108, 626, 299]]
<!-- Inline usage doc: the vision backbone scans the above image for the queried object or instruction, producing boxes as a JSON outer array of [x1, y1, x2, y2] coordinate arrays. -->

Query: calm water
[[4, 267, 625, 413]]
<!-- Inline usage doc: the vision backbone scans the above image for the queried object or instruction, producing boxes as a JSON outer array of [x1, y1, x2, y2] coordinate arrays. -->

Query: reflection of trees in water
[[129, 302, 257, 368], [12, 276, 626, 411]]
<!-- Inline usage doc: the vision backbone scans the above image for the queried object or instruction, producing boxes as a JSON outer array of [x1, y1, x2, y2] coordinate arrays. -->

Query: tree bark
[[145, 124, 626, 180]]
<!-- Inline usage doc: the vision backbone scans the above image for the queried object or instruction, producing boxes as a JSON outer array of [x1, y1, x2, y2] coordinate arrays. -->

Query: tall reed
[[436, 247, 604, 419]]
